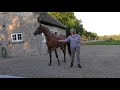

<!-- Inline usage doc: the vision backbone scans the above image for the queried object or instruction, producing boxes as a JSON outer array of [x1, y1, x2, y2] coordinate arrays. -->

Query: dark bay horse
[[34, 24, 71, 66]]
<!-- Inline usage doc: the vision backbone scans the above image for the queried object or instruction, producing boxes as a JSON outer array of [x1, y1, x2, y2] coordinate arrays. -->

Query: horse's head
[[34, 24, 43, 36]]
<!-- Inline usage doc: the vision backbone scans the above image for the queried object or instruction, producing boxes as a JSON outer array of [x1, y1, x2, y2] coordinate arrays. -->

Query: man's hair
[[70, 28, 76, 33]]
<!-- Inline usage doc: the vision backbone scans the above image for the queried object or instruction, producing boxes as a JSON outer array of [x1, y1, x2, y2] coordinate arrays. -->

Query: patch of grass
[[84, 40, 120, 45]]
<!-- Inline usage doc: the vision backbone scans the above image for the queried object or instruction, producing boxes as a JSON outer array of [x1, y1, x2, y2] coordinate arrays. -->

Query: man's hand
[[58, 40, 61, 42], [58, 40, 65, 42]]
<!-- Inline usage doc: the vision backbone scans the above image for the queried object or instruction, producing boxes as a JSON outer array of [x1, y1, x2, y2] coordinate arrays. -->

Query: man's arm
[[58, 40, 66, 42], [76, 34, 81, 43], [58, 36, 70, 42]]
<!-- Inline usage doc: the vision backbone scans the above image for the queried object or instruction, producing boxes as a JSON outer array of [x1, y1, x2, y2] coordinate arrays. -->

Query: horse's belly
[[46, 41, 64, 48]]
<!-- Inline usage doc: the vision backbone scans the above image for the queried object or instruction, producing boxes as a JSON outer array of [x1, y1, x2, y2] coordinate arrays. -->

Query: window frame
[[11, 33, 23, 42]]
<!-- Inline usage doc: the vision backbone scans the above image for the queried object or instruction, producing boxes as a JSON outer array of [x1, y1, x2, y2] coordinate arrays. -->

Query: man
[[58, 28, 82, 68]]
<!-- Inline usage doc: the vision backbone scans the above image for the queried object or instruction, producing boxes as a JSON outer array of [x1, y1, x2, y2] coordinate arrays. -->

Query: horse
[[34, 24, 71, 66]]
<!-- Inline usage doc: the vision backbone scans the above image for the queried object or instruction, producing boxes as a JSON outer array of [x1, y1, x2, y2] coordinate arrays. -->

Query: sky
[[74, 12, 120, 36]]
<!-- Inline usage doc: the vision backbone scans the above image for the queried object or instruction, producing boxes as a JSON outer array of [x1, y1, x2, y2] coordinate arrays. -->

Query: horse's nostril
[[33, 33, 35, 35]]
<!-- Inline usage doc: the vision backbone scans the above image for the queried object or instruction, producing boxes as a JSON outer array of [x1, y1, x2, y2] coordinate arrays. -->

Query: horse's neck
[[42, 28, 56, 40]]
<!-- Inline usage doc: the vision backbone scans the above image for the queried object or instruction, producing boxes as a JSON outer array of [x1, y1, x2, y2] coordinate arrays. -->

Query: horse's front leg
[[48, 48, 52, 66], [61, 46, 66, 63], [54, 49, 60, 66]]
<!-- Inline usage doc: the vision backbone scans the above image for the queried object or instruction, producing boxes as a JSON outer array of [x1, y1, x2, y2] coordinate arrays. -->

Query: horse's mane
[[41, 25, 56, 37], [41, 25, 48, 31], [41, 25, 52, 33]]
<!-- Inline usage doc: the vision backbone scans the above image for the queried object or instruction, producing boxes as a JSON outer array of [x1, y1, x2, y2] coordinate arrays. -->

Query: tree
[[48, 12, 83, 34], [48, 12, 98, 40], [91, 32, 97, 40], [48, 12, 75, 28]]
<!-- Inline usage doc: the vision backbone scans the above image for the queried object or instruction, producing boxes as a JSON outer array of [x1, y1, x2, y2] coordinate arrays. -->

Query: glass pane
[[18, 34, 22, 40], [12, 34, 16, 40]]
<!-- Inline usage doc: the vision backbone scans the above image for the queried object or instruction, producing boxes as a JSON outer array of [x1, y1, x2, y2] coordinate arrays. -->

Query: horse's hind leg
[[48, 48, 52, 66], [54, 49, 60, 66]]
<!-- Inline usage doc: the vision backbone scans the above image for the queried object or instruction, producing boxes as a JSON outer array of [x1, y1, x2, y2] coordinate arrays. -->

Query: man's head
[[70, 28, 76, 34]]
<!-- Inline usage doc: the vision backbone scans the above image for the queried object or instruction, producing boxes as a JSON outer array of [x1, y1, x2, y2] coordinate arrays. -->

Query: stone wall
[[0, 12, 66, 57]]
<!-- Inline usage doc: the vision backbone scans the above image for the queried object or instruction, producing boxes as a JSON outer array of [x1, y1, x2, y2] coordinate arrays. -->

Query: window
[[11, 33, 23, 42]]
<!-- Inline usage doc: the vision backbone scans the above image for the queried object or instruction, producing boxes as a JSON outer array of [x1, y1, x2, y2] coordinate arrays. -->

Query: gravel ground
[[0, 45, 120, 78]]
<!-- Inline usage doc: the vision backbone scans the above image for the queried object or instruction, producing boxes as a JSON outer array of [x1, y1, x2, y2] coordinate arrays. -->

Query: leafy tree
[[48, 12, 83, 33], [48, 12, 98, 40]]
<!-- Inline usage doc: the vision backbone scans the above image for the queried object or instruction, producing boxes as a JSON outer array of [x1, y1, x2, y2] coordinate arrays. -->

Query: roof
[[34, 12, 67, 29]]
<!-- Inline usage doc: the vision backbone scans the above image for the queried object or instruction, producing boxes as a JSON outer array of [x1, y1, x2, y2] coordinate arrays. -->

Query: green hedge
[[84, 40, 120, 45]]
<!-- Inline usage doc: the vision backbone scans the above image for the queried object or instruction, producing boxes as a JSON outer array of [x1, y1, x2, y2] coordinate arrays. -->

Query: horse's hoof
[[78, 64, 82, 68], [48, 64, 51, 66], [64, 60, 66, 63]]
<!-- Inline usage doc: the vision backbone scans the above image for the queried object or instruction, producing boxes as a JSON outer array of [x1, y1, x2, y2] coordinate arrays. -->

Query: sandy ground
[[0, 45, 120, 78]]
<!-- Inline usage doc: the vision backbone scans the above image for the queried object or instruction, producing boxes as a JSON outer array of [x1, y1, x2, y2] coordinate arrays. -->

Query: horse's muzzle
[[33, 33, 36, 36]]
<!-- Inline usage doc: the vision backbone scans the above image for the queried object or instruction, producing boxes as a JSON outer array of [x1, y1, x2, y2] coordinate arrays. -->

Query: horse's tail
[[66, 42, 71, 56], [66, 28, 71, 56]]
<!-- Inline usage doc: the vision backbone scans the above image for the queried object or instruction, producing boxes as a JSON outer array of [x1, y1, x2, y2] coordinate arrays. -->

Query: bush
[[105, 38, 114, 42]]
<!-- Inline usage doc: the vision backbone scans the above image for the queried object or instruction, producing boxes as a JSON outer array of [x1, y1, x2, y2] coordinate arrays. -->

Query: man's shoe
[[78, 64, 82, 68], [70, 63, 73, 67]]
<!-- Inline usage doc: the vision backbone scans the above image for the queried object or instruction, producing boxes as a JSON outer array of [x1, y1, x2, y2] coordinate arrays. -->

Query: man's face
[[70, 32, 75, 35]]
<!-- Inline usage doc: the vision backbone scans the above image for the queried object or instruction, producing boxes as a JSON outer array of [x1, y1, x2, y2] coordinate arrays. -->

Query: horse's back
[[57, 34, 66, 40]]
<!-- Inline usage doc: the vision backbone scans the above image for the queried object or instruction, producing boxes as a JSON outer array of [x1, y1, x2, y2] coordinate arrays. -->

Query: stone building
[[0, 12, 67, 57]]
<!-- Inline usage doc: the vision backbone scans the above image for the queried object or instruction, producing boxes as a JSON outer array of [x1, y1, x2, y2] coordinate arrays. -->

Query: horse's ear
[[37, 17, 41, 24], [37, 17, 42, 28], [40, 23, 41, 27]]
